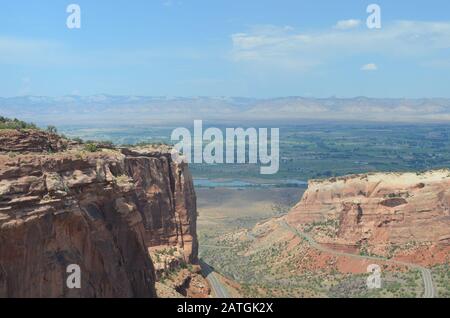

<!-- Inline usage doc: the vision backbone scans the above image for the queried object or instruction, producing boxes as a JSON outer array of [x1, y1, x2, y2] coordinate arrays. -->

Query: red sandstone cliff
[[287, 170, 450, 264], [0, 130, 198, 297]]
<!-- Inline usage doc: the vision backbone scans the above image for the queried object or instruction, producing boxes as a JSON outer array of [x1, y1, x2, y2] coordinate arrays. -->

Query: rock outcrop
[[0, 130, 198, 297], [0, 129, 69, 153], [287, 170, 450, 262]]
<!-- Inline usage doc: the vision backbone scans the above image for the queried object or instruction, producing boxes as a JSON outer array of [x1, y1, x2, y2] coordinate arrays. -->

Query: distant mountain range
[[2, 95, 450, 125]]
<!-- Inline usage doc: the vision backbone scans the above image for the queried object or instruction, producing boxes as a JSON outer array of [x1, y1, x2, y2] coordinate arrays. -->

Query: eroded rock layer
[[0, 131, 198, 298], [287, 170, 450, 261], [0, 129, 69, 153]]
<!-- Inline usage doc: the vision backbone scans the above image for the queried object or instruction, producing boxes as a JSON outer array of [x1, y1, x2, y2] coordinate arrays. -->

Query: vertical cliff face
[[123, 148, 198, 263], [0, 131, 199, 298]]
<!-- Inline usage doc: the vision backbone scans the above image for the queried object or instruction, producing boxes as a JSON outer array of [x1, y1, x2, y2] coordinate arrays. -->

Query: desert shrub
[[84, 143, 99, 152]]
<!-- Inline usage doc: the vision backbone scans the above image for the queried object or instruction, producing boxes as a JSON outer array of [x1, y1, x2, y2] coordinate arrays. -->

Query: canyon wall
[[287, 170, 450, 261], [0, 131, 198, 297]]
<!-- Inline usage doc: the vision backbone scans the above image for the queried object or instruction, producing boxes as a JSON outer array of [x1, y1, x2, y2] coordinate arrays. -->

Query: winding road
[[199, 259, 230, 298], [279, 220, 436, 298], [421, 269, 435, 298], [199, 221, 436, 298]]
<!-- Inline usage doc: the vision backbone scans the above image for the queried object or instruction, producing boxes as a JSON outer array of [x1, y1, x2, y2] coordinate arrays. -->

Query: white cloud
[[334, 19, 361, 30], [361, 63, 378, 71], [230, 21, 450, 71]]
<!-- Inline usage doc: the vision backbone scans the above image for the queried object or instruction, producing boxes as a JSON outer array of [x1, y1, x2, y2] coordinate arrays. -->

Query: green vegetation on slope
[[201, 233, 425, 298], [0, 116, 38, 130], [432, 263, 450, 297]]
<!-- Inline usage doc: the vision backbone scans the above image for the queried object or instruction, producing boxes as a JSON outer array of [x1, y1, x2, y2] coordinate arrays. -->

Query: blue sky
[[1, 0, 450, 98]]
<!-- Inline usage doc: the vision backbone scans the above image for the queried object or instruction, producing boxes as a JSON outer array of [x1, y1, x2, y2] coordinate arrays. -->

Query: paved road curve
[[199, 259, 230, 298], [422, 268, 435, 298], [279, 220, 436, 298]]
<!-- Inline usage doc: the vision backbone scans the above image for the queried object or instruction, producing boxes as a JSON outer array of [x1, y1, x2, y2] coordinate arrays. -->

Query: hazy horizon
[[2, 95, 450, 125]]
